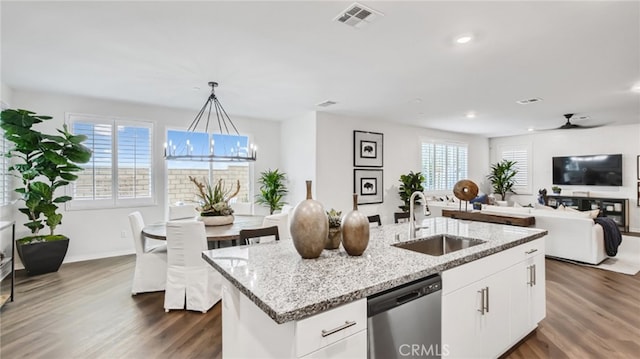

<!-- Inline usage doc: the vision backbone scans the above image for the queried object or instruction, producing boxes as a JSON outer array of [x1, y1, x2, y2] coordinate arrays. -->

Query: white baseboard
[[14, 249, 135, 271]]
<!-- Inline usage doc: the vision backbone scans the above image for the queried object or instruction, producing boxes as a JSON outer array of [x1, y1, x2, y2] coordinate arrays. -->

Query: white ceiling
[[2, 1, 639, 137]]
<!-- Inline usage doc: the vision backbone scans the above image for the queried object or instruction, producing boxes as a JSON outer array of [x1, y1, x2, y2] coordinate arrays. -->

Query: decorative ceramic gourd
[[290, 181, 328, 259], [341, 194, 370, 256]]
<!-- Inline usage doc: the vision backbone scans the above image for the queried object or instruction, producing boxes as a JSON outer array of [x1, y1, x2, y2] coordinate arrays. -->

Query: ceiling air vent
[[516, 98, 543, 105], [316, 100, 338, 108], [334, 3, 383, 28]]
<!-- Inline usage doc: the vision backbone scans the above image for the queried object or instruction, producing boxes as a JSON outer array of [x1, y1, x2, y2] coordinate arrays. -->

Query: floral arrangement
[[326, 208, 342, 229], [189, 176, 240, 217]]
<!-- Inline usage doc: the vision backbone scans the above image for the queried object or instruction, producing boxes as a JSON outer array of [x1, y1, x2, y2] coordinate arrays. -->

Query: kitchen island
[[203, 217, 547, 358]]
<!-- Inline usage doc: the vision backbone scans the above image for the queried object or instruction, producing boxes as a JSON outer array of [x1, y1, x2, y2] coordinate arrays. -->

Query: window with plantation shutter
[[421, 140, 468, 191], [67, 114, 154, 209], [498, 144, 532, 195], [117, 124, 152, 199]]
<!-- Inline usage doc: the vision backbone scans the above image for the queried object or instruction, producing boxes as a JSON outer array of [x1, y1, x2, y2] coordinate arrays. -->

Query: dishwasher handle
[[367, 275, 442, 317], [396, 291, 420, 305]]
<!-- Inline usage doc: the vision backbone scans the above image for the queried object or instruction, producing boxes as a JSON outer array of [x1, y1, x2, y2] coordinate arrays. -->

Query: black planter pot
[[16, 237, 69, 276]]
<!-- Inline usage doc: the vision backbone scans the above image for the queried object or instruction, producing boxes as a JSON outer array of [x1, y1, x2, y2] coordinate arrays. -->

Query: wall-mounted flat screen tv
[[552, 154, 622, 186]]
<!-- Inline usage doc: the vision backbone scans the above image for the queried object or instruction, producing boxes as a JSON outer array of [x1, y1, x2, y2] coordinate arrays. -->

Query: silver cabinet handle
[[531, 264, 536, 286], [477, 288, 485, 315], [527, 265, 533, 287], [321, 321, 356, 337], [485, 286, 489, 313], [525, 248, 538, 255]]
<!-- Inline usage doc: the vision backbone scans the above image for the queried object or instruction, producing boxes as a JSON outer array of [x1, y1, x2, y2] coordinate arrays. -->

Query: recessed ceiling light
[[410, 98, 423, 104], [455, 34, 473, 44], [527, 128, 534, 132], [192, 86, 201, 91], [632, 83, 640, 92], [465, 111, 476, 119]]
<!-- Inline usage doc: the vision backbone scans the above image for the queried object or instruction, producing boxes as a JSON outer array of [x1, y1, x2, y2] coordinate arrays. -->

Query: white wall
[[490, 123, 640, 232], [9, 89, 281, 264], [280, 112, 317, 208], [0, 83, 15, 222], [315, 112, 490, 225]]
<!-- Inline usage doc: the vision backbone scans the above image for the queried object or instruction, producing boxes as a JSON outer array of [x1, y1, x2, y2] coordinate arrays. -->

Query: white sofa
[[427, 199, 608, 265], [478, 205, 607, 265]]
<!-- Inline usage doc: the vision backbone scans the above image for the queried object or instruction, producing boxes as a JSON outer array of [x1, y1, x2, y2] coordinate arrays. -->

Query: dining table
[[142, 215, 265, 247]]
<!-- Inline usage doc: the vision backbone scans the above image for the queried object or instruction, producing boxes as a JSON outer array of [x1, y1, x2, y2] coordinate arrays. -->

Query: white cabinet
[[301, 330, 367, 359], [511, 251, 546, 342], [221, 278, 367, 359], [442, 265, 511, 358], [442, 238, 546, 358]]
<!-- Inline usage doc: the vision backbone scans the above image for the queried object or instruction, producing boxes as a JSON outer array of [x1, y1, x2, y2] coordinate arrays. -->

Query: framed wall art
[[353, 130, 383, 167], [637, 155, 640, 180], [354, 169, 383, 205]]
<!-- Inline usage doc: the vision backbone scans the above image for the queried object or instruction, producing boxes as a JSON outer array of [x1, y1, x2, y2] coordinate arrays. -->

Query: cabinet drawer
[[295, 298, 367, 357], [300, 330, 367, 359], [443, 238, 544, 295]]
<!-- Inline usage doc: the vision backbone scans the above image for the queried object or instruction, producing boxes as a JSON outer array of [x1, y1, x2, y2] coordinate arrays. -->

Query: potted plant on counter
[[1, 109, 92, 275], [487, 159, 518, 203], [551, 186, 561, 195], [398, 171, 426, 213], [189, 176, 240, 226], [256, 168, 288, 214], [325, 208, 342, 250]]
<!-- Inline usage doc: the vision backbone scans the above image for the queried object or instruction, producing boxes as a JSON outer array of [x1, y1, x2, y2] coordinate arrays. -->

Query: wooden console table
[[442, 209, 535, 227]]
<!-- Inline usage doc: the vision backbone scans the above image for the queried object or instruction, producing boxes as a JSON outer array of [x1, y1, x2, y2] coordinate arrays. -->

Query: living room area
[[1, 1, 639, 358]]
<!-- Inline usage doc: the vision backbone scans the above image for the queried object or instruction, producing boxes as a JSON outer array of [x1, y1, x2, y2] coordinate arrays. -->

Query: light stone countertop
[[202, 217, 547, 324]]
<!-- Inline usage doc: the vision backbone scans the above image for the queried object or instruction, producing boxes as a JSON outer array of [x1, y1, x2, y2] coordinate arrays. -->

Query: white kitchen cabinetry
[[300, 330, 367, 359], [221, 278, 366, 359], [511, 250, 546, 343], [442, 238, 545, 359]]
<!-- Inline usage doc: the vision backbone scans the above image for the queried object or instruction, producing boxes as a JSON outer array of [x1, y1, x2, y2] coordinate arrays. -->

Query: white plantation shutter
[[117, 124, 152, 200], [72, 121, 113, 201], [67, 114, 154, 209], [421, 141, 468, 191], [498, 144, 532, 195], [0, 129, 9, 205]]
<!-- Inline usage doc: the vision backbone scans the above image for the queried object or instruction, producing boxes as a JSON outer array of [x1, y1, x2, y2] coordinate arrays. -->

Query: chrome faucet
[[409, 191, 430, 239]]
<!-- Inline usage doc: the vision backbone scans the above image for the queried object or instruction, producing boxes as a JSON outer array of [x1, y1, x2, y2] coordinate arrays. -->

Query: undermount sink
[[394, 234, 486, 256]]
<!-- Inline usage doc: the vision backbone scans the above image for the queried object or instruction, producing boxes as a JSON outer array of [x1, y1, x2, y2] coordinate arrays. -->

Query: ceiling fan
[[553, 113, 603, 130]]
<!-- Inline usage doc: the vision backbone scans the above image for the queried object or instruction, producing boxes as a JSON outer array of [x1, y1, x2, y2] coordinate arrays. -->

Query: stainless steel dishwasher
[[367, 274, 442, 359]]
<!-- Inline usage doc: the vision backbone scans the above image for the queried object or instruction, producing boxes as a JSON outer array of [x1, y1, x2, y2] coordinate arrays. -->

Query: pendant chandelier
[[164, 81, 257, 162]]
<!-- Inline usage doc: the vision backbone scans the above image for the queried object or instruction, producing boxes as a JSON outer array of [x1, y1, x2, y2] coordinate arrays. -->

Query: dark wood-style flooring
[[1, 254, 638, 358]]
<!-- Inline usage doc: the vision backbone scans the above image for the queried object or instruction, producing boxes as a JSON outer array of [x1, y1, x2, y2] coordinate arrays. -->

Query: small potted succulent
[[551, 186, 561, 195], [325, 208, 342, 250], [189, 176, 240, 226]]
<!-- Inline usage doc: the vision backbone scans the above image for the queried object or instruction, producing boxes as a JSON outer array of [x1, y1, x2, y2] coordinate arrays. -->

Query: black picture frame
[[637, 182, 640, 207], [354, 130, 383, 167], [637, 155, 640, 180], [354, 169, 383, 204]]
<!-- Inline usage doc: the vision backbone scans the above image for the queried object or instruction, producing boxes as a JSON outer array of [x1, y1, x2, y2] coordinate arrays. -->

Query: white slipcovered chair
[[164, 221, 222, 313], [169, 203, 198, 220], [262, 212, 289, 242], [129, 211, 168, 295]]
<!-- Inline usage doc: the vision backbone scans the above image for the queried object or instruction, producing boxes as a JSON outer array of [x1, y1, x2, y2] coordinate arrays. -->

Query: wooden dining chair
[[368, 215, 382, 226], [239, 226, 280, 246], [394, 212, 411, 224]]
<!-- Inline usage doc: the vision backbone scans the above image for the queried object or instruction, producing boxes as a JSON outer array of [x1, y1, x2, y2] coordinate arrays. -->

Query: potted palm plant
[[1, 109, 92, 275], [398, 171, 426, 213], [487, 159, 518, 202], [256, 168, 288, 214]]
